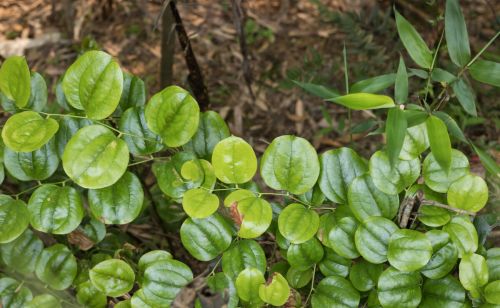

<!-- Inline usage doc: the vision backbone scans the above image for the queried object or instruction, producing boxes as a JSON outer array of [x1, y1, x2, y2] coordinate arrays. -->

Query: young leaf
[[235, 268, 265, 305], [399, 123, 429, 160], [469, 59, 500, 87], [328, 93, 395, 110], [76, 281, 107, 308], [426, 116, 452, 170], [0, 56, 31, 107], [351, 73, 396, 93], [212, 136, 257, 184], [386, 107, 407, 166], [445, 0, 471, 67], [278, 203, 319, 244], [258, 273, 290, 306], [451, 77, 477, 116], [395, 56, 408, 104], [394, 9, 433, 69], [484, 281, 500, 305], [443, 216, 478, 258], [182, 188, 219, 219], [447, 174, 488, 212]]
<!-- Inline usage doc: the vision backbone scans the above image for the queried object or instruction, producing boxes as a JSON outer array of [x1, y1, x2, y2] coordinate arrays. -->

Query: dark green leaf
[[377, 267, 422, 308], [0, 277, 33, 308], [445, 0, 471, 67], [395, 9, 433, 68], [118, 106, 163, 155], [184, 111, 230, 160], [0, 195, 30, 243], [312, 276, 360, 308], [35, 244, 77, 290], [469, 59, 500, 87], [222, 240, 266, 279], [351, 73, 396, 93], [292, 80, 339, 99], [395, 56, 408, 103], [0, 228, 43, 274], [386, 107, 407, 166], [420, 275, 467, 307], [451, 78, 477, 116]]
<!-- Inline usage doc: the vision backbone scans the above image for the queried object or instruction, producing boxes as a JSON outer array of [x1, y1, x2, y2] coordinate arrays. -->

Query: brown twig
[[420, 200, 476, 216]]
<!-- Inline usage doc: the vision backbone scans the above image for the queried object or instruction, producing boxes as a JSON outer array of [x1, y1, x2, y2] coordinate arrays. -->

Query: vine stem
[[423, 28, 445, 109], [11, 178, 70, 198], [304, 264, 317, 306], [420, 200, 476, 216]]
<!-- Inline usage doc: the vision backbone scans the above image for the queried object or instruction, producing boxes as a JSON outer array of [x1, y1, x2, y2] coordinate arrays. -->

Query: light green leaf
[[443, 215, 478, 258], [469, 59, 500, 87], [459, 253, 488, 296], [421, 230, 458, 279], [377, 267, 422, 308], [312, 276, 360, 308], [261, 135, 319, 194], [35, 244, 77, 290], [278, 203, 319, 244], [386, 107, 408, 166], [55, 117, 93, 158], [62, 125, 129, 189], [349, 260, 383, 292], [484, 281, 500, 305], [451, 78, 477, 116], [445, 0, 471, 67], [259, 273, 290, 307], [327, 215, 360, 259], [433, 111, 467, 142], [395, 9, 432, 68], [355, 216, 398, 264], [292, 80, 339, 99], [423, 149, 470, 193], [348, 174, 400, 222], [26, 294, 61, 308], [118, 106, 163, 155], [212, 136, 257, 184], [153, 152, 200, 199], [2, 111, 59, 152], [318, 248, 351, 278], [63, 50, 123, 119], [447, 174, 488, 212], [28, 184, 84, 234], [145, 85, 200, 147], [227, 192, 272, 239], [0, 277, 33, 308], [351, 73, 396, 93], [369, 150, 420, 195], [426, 115, 452, 170], [395, 56, 408, 103], [420, 275, 467, 308], [318, 147, 367, 204], [287, 237, 324, 270], [400, 123, 429, 160], [76, 281, 107, 308], [0, 195, 30, 243], [131, 289, 155, 308], [222, 240, 266, 279], [182, 188, 219, 219], [0, 228, 43, 274], [0, 56, 31, 107], [418, 205, 451, 227], [328, 93, 395, 110], [4, 140, 59, 181], [235, 268, 265, 304], [387, 229, 432, 272], [90, 259, 135, 297], [184, 111, 231, 160], [180, 213, 233, 261]]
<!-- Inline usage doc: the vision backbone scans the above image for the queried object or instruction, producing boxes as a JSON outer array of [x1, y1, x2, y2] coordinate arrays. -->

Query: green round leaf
[[286, 267, 313, 288], [355, 216, 399, 264], [138, 250, 173, 277], [2, 111, 59, 152], [443, 215, 478, 258], [153, 152, 201, 199], [418, 205, 451, 227], [222, 240, 266, 279], [278, 203, 319, 244], [312, 276, 360, 308], [182, 188, 219, 219], [0, 277, 33, 308], [76, 281, 107, 308], [131, 289, 155, 308], [327, 215, 360, 259], [118, 106, 163, 155], [459, 253, 488, 296], [0, 56, 31, 108], [212, 136, 257, 184], [26, 294, 61, 308], [63, 50, 123, 119], [369, 151, 421, 195], [399, 123, 429, 160], [235, 195, 272, 239], [447, 174, 488, 212], [423, 149, 470, 193], [318, 147, 367, 204], [90, 259, 135, 297], [487, 248, 500, 281], [0, 195, 30, 243], [349, 260, 383, 292], [259, 273, 290, 306], [180, 213, 233, 261], [377, 267, 422, 308], [235, 267, 265, 304], [35, 244, 77, 290], [318, 248, 351, 278], [145, 85, 200, 147], [55, 117, 93, 157], [114, 299, 131, 308], [348, 174, 400, 222], [420, 275, 467, 308], [63, 125, 129, 189], [287, 237, 324, 270], [28, 184, 84, 234], [0, 228, 43, 274], [421, 230, 458, 279], [260, 135, 320, 194], [387, 229, 432, 272], [184, 111, 230, 160], [88, 171, 144, 224], [484, 280, 500, 305], [4, 140, 59, 181]]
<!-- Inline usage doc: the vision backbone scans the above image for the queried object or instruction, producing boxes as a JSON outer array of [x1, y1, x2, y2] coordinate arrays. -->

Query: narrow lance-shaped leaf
[[426, 115, 451, 170], [292, 80, 339, 99], [471, 143, 500, 177], [469, 59, 500, 87], [445, 0, 471, 67], [395, 56, 408, 104], [328, 93, 395, 110], [451, 77, 477, 116], [351, 73, 396, 94], [386, 107, 407, 166]]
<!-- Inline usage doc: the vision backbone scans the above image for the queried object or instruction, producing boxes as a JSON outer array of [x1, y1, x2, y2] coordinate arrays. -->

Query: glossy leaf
[[259, 273, 290, 306], [318, 248, 351, 277], [348, 174, 399, 221], [226, 192, 272, 239], [26, 294, 61, 308], [351, 73, 396, 93], [447, 174, 488, 212], [90, 259, 135, 297], [261, 135, 319, 194], [4, 140, 59, 181], [395, 9, 432, 68], [299, 183, 326, 206], [355, 216, 398, 264], [327, 215, 360, 259], [387, 229, 432, 272], [399, 123, 429, 160], [27, 72, 48, 111], [0, 228, 43, 274], [469, 59, 500, 87], [349, 260, 383, 292], [212, 136, 257, 184], [184, 111, 231, 160], [0, 56, 31, 107], [55, 117, 93, 157], [445, 0, 471, 67], [131, 289, 155, 308], [433, 111, 467, 142], [369, 150, 420, 194], [153, 152, 200, 199], [63, 50, 123, 119], [0, 195, 30, 243], [426, 115, 452, 170], [235, 268, 265, 304], [145, 85, 200, 147], [484, 281, 500, 305], [443, 215, 478, 258], [180, 213, 233, 261], [451, 77, 477, 116], [420, 275, 467, 308], [2, 111, 59, 152], [423, 149, 470, 193], [318, 147, 367, 204], [421, 230, 458, 279], [418, 205, 451, 227], [0, 277, 33, 308], [328, 93, 395, 110], [278, 203, 319, 244], [182, 188, 219, 219], [76, 281, 107, 308], [28, 184, 84, 234], [458, 253, 488, 296], [395, 56, 408, 103], [118, 73, 146, 112], [138, 250, 173, 277], [386, 107, 407, 166], [88, 171, 144, 224], [118, 106, 163, 155], [312, 276, 360, 308], [286, 267, 313, 288], [35, 244, 77, 290], [222, 240, 266, 279], [377, 267, 422, 308], [287, 237, 324, 270], [63, 125, 129, 189]]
